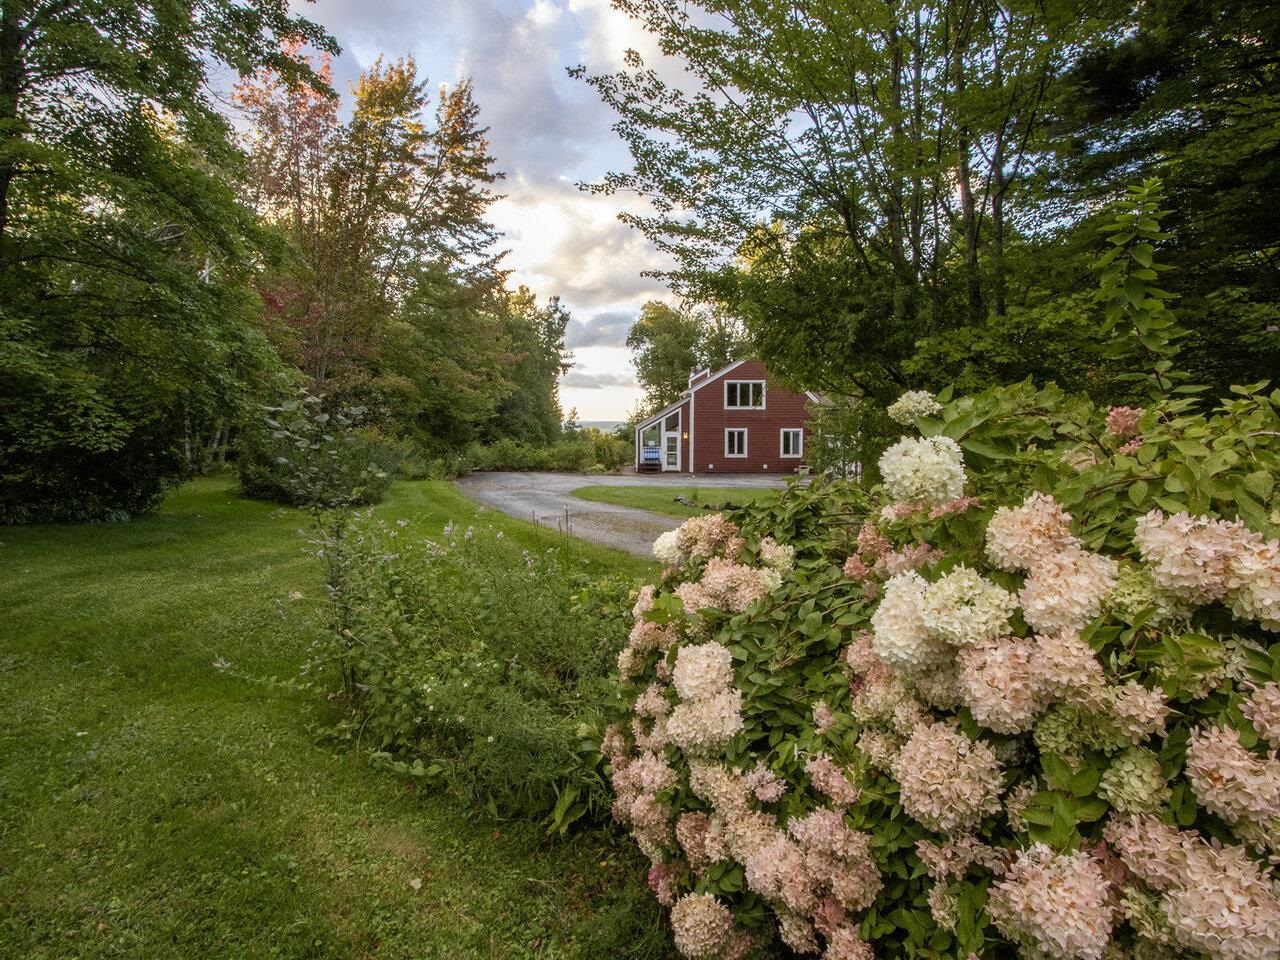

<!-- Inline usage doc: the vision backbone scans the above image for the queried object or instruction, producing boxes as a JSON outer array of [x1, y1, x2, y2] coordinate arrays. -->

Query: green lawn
[[0, 477, 665, 960], [571, 484, 779, 519]]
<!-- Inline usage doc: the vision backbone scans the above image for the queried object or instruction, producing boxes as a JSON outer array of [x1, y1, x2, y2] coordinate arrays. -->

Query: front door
[[661, 412, 681, 471]]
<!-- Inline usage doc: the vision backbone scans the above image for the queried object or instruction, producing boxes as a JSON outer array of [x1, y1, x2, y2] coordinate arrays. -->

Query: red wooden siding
[[691, 360, 810, 474]]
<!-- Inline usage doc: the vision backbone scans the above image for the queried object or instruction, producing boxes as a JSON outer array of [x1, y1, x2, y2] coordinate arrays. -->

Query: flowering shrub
[[604, 376, 1280, 959]]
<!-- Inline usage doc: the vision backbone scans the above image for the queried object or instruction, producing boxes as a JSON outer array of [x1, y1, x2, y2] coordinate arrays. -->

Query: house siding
[[691, 360, 810, 474]]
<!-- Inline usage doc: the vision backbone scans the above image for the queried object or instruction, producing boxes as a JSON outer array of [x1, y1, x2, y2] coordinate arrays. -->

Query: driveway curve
[[454, 472, 788, 558]]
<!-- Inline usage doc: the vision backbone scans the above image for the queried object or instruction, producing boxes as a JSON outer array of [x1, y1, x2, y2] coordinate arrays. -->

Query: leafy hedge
[[317, 516, 637, 833]]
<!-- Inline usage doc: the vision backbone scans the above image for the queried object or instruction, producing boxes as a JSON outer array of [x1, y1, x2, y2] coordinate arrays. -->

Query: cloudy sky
[[289, 0, 679, 421]]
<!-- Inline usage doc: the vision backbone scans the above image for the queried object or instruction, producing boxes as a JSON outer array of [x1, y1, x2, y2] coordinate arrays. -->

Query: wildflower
[[985, 492, 1078, 572], [887, 389, 942, 425], [669, 893, 734, 959], [878, 435, 966, 506], [892, 722, 1003, 834], [988, 844, 1112, 960], [673, 642, 734, 702], [919, 565, 1018, 648]]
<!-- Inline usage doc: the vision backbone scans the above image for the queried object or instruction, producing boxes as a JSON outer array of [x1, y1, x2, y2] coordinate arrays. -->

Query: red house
[[633, 359, 818, 474]]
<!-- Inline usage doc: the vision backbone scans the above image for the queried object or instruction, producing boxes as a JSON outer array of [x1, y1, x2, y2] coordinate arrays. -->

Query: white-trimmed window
[[725, 380, 765, 409], [725, 428, 747, 458], [780, 428, 803, 458]]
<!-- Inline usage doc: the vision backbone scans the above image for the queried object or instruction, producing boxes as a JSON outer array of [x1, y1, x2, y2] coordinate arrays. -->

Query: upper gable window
[[725, 380, 765, 409]]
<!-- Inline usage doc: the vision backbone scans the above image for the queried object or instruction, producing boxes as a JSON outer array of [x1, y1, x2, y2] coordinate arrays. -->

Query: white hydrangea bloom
[[667, 690, 745, 755], [653, 529, 682, 566], [672, 642, 734, 702], [887, 390, 942, 425], [870, 571, 951, 671], [920, 565, 1018, 648], [878, 435, 966, 506]]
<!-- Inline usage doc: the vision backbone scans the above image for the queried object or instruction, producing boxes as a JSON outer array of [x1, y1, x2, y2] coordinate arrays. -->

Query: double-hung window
[[725, 380, 765, 409], [780, 428, 803, 458], [725, 428, 747, 458]]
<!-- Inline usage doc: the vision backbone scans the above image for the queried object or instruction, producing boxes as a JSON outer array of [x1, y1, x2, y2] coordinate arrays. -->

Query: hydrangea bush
[[604, 376, 1280, 960]]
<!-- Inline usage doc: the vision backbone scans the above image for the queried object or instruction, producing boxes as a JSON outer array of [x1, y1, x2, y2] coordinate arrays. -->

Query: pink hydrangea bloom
[[648, 860, 681, 906], [958, 636, 1047, 734], [892, 722, 1003, 834], [1133, 510, 1248, 604], [841, 554, 871, 581], [856, 523, 892, 559], [1019, 547, 1118, 635], [745, 762, 787, 803], [988, 844, 1112, 960], [1185, 725, 1280, 828], [823, 924, 874, 960], [813, 700, 837, 734], [675, 514, 743, 561], [804, 754, 861, 806], [1106, 405, 1143, 440], [985, 492, 1078, 572], [670, 892, 734, 959], [1243, 682, 1280, 749]]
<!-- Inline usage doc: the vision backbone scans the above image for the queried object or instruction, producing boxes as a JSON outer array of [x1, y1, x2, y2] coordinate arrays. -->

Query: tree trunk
[[992, 128, 1007, 318], [0, 8, 25, 246], [953, 14, 982, 322]]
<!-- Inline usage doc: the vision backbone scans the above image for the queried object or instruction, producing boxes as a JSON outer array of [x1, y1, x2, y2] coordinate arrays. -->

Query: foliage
[[803, 395, 897, 484], [238, 393, 395, 509], [0, 1, 335, 522], [603, 192, 1280, 959], [317, 516, 645, 832], [579, 1, 1280, 404], [627, 300, 746, 415], [465, 433, 631, 474], [0, 476, 667, 959]]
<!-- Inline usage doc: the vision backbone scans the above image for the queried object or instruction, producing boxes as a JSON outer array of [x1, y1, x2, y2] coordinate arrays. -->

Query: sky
[[287, 0, 681, 422]]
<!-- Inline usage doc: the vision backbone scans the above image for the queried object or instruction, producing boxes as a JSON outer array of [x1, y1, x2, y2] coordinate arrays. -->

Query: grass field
[[0, 477, 665, 960], [570, 484, 779, 519]]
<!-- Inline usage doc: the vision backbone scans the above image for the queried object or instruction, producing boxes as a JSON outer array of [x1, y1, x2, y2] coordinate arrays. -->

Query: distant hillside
[[571, 420, 623, 433]]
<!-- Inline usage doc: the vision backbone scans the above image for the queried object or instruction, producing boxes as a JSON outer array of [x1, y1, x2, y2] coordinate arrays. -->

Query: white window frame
[[724, 380, 765, 409], [780, 428, 803, 458], [725, 428, 748, 458]]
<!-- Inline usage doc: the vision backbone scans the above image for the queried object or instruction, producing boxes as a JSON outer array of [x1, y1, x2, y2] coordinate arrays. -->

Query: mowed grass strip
[[0, 477, 666, 960], [570, 484, 778, 519]]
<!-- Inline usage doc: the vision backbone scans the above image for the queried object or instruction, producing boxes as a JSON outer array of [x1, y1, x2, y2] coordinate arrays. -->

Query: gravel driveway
[[454, 471, 788, 557]]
